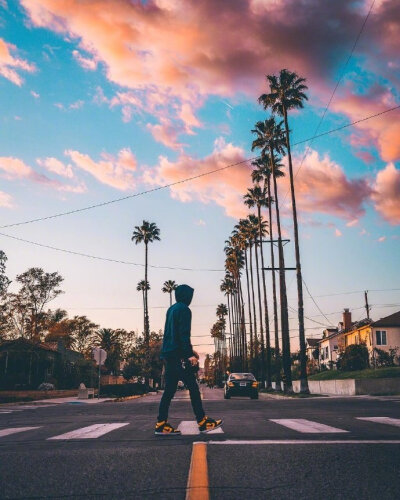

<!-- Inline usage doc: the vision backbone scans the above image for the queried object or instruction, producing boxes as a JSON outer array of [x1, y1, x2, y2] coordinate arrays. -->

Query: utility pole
[[364, 291, 370, 320]]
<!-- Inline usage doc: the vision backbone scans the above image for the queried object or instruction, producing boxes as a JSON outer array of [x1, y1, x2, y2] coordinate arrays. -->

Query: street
[[1, 388, 400, 499]]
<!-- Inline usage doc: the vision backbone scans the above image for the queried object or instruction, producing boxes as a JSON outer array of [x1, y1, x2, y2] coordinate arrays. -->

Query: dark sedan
[[224, 373, 258, 399]]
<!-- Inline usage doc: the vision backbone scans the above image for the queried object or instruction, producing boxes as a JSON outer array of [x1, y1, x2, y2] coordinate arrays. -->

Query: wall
[[292, 378, 400, 395]]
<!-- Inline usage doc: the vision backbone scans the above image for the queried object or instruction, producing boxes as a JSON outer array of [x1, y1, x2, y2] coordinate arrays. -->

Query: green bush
[[100, 382, 145, 397], [338, 344, 369, 371]]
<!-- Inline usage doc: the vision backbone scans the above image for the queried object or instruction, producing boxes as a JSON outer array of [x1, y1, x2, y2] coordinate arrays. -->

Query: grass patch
[[308, 366, 400, 381]]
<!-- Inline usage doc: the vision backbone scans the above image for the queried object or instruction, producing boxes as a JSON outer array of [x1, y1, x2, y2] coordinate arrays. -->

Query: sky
[[0, 0, 399, 357]]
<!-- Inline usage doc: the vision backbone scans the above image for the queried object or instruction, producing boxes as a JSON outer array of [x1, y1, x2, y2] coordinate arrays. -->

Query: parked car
[[177, 381, 185, 390], [224, 373, 258, 399]]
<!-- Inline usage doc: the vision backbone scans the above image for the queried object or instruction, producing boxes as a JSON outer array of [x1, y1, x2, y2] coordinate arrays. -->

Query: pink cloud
[[145, 137, 251, 218], [0, 38, 36, 86], [355, 151, 375, 164], [377, 236, 386, 242], [0, 156, 85, 193], [280, 150, 372, 220], [36, 157, 74, 179], [0, 191, 13, 209], [72, 49, 97, 70], [146, 119, 184, 151], [372, 162, 400, 225], [335, 228, 342, 237], [332, 85, 400, 163], [20, 0, 389, 104], [30, 90, 40, 98], [65, 148, 137, 190]]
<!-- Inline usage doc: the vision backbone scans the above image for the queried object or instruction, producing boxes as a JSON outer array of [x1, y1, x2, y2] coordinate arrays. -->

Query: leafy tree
[[0, 250, 11, 296], [338, 344, 369, 371], [93, 328, 123, 374], [16, 268, 64, 340]]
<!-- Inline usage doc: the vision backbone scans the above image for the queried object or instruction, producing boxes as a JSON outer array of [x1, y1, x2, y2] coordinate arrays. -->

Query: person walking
[[155, 284, 223, 436]]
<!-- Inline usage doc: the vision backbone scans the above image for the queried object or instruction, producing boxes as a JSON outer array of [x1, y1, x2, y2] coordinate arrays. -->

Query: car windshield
[[229, 373, 255, 380]]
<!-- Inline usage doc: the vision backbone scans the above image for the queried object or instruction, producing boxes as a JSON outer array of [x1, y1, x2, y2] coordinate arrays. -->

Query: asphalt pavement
[[0, 388, 399, 499]]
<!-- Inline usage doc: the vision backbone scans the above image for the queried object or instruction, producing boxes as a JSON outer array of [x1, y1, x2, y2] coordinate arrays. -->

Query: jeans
[[157, 356, 205, 422]]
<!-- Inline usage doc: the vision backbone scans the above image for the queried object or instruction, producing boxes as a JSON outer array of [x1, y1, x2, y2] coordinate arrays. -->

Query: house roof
[[373, 310, 400, 328], [0, 338, 58, 353], [306, 338, 320, 347]]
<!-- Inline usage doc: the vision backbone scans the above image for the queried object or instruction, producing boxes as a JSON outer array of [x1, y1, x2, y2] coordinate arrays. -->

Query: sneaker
[[197, 416, 223, 433], [154, 420, 181, 436]]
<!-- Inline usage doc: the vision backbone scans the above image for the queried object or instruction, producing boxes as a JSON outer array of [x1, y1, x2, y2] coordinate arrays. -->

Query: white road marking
[[207, 440, 400, 445], [0, 411, 13, 414], [178, 421, 199, 435], [0, 427, 41, 438], [48, 423, 129, 440], [177, 421, 224, 435], [357, 417, 400, 427], [270, 419, 348, 433]]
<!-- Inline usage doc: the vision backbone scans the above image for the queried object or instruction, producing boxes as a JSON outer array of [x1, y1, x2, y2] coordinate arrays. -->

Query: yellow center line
[[186, 442, 209, 500]]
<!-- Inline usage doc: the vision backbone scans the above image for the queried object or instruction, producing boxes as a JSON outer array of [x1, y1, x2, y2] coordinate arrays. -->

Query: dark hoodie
[[160, 284, 194, 360]]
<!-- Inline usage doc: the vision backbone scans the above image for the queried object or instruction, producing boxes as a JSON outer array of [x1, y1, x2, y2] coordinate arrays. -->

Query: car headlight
[[227, 382, 234, 387], [252, 382, 258, 388]]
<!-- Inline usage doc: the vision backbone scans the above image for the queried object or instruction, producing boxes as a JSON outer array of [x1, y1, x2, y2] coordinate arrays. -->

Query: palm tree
[[251, 117, 292, 392], [244, 189, 271, 389], [131, 221, 160, 347], [251, 155, 285, 390], [234, 219, 254, 365], [137, 280, 150, 337], [93, 328, 122, 374], [259, 69, 309, 393], [162, 280, 178, 307]]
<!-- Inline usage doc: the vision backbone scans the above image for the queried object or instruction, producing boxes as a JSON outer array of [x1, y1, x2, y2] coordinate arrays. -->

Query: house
[[344, 310, 400, 363], [0, 338, 84, 389], [305, 338, 320, 361], [319, 328, 341, 369]]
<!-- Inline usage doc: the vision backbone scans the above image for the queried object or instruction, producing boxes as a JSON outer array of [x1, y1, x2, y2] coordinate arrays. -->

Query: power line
[[0, 231, 224, 272], [1, 104, 399, 231], [279, 0, 376, 207], [302, 278, 331, 324]]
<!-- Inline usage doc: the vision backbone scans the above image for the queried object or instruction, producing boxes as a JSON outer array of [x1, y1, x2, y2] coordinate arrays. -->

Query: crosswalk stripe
[[357, 417, 400, 427], [0, 427, 41, 438], [177, 421, 224, 435], [270, 419, 348, 433], [48, 423, 129, 440]]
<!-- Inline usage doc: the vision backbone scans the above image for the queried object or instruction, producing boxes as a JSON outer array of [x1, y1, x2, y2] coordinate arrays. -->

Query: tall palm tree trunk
[[238, 278, 247, 371], [267, 176, 281, 390], [144, 242, 149, 348], [244, 250, 253, 369], [249, 243, 258, 362], [283, 109, 308, 393], [169, 292, 172, 307], [270, 150, 292, 392], [254, 237, 265, 385], [257, 204, 271, 389]]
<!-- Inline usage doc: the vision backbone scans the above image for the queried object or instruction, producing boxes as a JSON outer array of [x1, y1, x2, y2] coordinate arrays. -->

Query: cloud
[[0, 38, 36, 86], [346, 219, 359, 227], [372, 162, 400, 225], [145, 137, 251, 218], [377, 236, 386, 242], [332, 84, 400, 163], [36, 157, 74, 179], [65, 147, 137, 190], [30, 90, 40, 98], [335, 228, 342, 237], [0, 156, 85, 193], [281, 149, 372, 220], [72, 49, 97, 70], [146, 119, 184, 151], [0, 191, 13, 208]]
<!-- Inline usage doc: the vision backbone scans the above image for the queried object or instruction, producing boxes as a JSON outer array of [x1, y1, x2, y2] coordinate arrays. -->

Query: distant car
[[177, 381, 185, 390], [224, 373, 258, 399]]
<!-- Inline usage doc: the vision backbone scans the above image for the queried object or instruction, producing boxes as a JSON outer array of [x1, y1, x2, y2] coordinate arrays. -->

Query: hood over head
[[175, 284, 194, 306]]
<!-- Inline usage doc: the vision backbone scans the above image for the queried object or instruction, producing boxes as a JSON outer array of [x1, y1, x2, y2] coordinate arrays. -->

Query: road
[[1, 388, 400, 499]]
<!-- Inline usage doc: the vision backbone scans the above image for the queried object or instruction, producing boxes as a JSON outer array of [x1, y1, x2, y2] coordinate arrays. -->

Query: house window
[[376, 331, 387, 346], [333, 345, 338, 350]]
